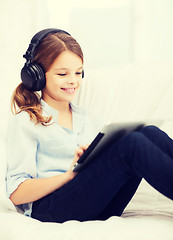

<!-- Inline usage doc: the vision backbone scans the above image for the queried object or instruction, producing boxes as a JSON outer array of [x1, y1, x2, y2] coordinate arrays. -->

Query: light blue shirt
[[6, 100, 102, 216]]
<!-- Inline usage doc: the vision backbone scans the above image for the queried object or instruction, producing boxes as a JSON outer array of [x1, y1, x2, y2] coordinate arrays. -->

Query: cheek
[[78, 78, 82, 88], [46, 76, 61, 90], [42, 80, 57, 98]]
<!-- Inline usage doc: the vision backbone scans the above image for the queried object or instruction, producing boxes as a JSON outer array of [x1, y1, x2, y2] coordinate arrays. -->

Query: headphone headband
[[23, 28, 71, 61]]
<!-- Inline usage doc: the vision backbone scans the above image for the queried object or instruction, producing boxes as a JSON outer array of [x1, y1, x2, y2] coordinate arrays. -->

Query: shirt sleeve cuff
[[6, 173, 33, 198]]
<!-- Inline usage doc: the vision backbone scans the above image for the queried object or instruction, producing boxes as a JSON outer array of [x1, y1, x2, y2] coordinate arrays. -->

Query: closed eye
[[58, 73, 66, 76], [76, 72, 82, 75], [57, 72, 83, 76]]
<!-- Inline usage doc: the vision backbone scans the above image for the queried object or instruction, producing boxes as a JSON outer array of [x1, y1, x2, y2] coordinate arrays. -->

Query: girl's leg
[[92, 126, 173, 221], [140, 125, 173, 158], [32, 131, 173, 223], [118, 131, 173, 200], [92, 126, 173, 220], [97, 175, 141, 220]]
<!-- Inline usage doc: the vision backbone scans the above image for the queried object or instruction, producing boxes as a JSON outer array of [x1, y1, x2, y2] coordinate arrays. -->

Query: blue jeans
[[31, 126, 173, 223]]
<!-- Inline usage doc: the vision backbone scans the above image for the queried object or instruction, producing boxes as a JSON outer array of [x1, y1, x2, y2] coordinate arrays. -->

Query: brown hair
[[11, 32, 83, 125]]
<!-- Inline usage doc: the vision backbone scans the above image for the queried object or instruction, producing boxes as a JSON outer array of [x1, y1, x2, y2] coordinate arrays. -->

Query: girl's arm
[[10, 145, 88, 206], [10, 172, 74, 205]]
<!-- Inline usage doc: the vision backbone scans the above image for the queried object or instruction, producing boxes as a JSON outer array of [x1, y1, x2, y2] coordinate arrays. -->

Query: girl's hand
[[66, 145, 89, 179], [73, 144, 89, 163]]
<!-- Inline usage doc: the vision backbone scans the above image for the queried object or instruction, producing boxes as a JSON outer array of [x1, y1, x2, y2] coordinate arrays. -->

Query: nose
[[67, 74, 78, 85]]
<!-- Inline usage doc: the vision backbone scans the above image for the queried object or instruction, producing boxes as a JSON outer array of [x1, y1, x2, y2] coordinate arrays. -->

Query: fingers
[[76, 147, 84, 158], [75, 144, 89, 158], [79, 144, 89, 151]]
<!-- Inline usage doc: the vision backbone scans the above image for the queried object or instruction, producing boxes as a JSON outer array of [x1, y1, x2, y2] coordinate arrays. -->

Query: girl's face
[[42, 50, 83, 106]]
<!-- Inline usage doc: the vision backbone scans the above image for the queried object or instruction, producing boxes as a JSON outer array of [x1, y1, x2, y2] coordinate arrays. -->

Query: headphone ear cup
[[21, 62, 46, 91], [82, 70, 84, 78]]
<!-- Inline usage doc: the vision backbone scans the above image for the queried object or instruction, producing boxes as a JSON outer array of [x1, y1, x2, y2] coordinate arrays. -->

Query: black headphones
[[21, 28, 84, 91]]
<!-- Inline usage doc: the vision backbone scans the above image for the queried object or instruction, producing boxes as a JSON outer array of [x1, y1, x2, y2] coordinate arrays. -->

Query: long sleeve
[[6, 112, 37, 197]]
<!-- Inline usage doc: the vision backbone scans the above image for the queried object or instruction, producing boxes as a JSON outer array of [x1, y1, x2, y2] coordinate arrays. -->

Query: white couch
[[0, 61, 173, 239]]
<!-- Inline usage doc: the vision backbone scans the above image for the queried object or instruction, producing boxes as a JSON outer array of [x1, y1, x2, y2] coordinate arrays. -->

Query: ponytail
[[11, 83, 52, 125]]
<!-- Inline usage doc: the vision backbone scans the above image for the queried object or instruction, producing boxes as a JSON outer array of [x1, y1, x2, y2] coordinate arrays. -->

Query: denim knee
[[118, 131, 147, 165], [140, 125, 167, 141], [140, 125, 159, 135], [124, 131, 147, 146]]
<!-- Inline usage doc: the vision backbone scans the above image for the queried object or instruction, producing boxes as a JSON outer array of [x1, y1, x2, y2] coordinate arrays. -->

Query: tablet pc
[[72, 120, 163, 172]]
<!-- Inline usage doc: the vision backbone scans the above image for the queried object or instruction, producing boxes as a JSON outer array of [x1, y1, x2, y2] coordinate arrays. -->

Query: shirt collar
[[40, 99, 85, 132], [41, 99, 59, 121], [69, 102, 85, 115]]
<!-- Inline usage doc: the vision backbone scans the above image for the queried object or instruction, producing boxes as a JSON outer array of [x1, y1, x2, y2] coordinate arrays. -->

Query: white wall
[[134, 0, 173, 62], [47, 0, 173, 68]]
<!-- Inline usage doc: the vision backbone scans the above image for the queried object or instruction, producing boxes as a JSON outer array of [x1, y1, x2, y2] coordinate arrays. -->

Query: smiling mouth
[[61, 88, 76, 94]]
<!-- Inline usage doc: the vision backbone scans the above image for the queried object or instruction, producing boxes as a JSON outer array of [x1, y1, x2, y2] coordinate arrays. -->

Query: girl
[[6, 28, 173, 223]]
